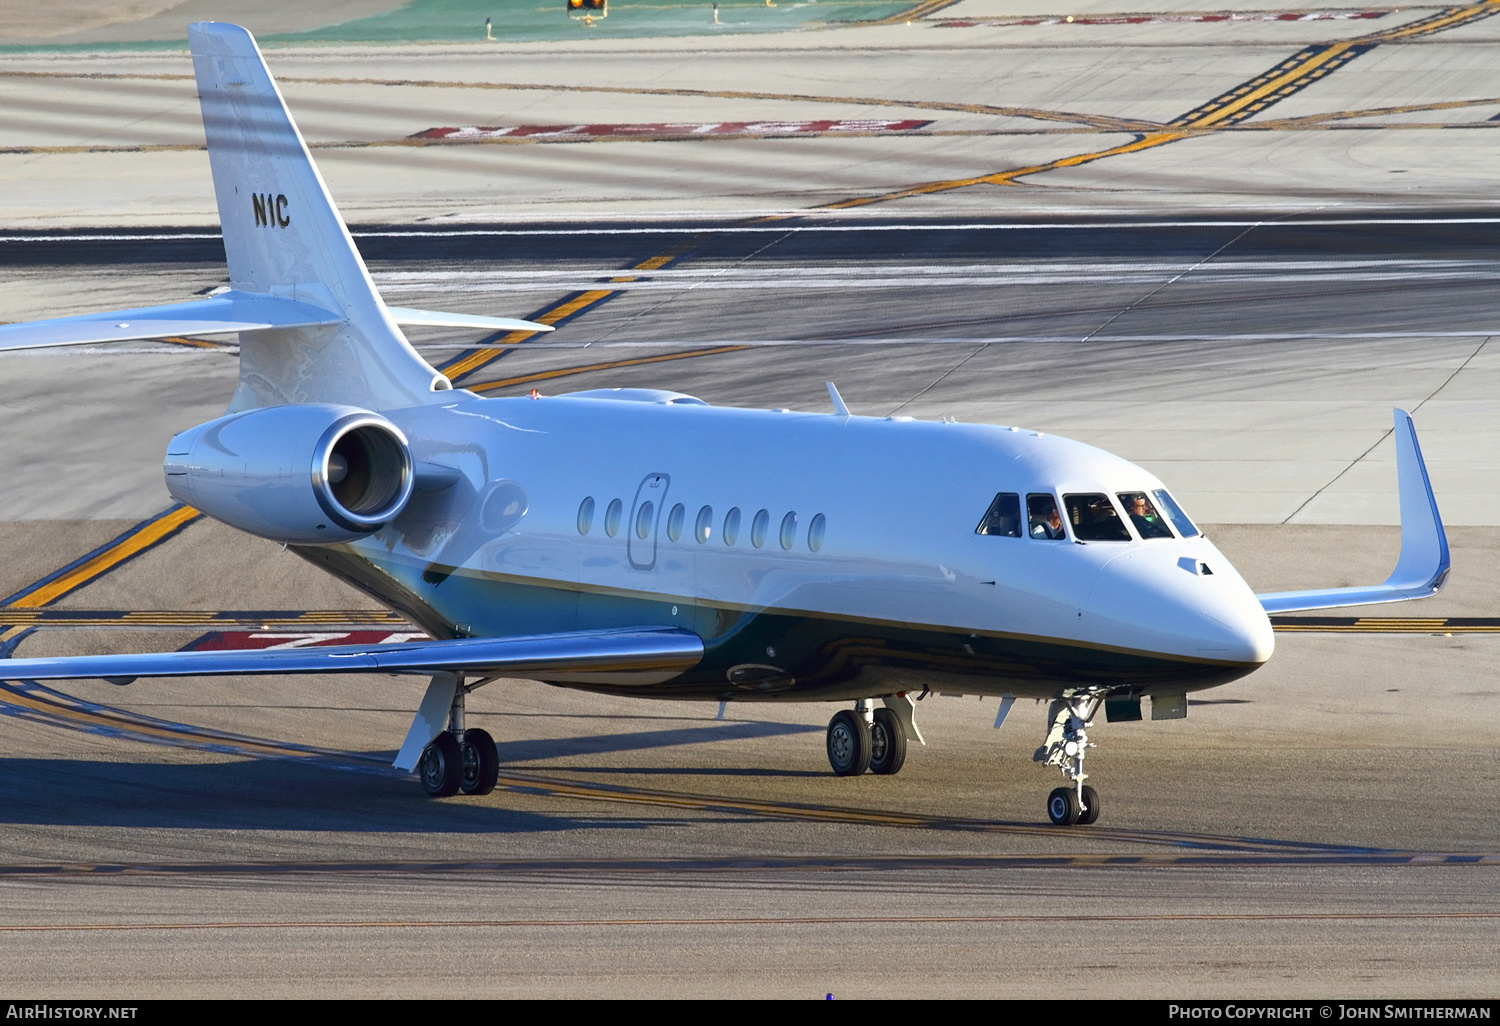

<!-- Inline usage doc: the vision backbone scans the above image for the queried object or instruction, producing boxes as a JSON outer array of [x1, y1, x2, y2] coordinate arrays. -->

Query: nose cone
[[1084, 544, 1274, 666]]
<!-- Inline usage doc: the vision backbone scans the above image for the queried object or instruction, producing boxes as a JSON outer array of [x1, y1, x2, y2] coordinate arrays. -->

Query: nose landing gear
[[1035, 693, 1104, 825]]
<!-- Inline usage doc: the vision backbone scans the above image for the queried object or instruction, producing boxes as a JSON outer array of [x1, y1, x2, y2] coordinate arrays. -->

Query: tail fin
[[189, 21, 450, 411]]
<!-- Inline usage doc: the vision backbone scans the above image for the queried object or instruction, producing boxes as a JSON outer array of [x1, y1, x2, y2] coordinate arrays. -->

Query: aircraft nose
[[1084, 546, 1274, 665]]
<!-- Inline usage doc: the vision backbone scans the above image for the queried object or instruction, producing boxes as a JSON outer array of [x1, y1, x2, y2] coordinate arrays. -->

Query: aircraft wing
[[1257, 408, 1450, 614], [0, 626, 703, 686], [0, 290, 343, 350], [385, 308, 553, 332], [0, 293, 552, 352]]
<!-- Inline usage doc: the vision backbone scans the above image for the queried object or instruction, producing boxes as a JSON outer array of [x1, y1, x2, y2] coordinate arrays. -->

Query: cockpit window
[[975, 493, 1022, 537], [1151, 488, 1200, 538], [1116, 491, 1174, 539], [1027, 494, 1067, 541], [1063, 493, 1131, 541]]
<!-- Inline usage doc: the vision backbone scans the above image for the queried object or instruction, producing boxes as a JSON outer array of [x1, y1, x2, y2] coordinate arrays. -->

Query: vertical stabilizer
[[189, 22, 450, 411]]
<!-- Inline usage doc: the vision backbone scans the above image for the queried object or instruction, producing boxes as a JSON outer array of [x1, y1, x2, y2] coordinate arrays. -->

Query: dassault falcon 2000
[[0, 23, 1451, 825]]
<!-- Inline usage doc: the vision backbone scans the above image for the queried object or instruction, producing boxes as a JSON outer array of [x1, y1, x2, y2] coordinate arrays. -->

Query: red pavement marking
[[937, 10, 1389, 28], [412, 119, 932, 140], [183, 630, 430, 651]]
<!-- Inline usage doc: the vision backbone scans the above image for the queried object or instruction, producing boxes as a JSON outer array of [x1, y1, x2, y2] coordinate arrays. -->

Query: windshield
[[1063, 493, 1131, 542], [1151, 488, 1200, 538], [1117, 491, 1174, 539], [975, 492, 1022, 537]]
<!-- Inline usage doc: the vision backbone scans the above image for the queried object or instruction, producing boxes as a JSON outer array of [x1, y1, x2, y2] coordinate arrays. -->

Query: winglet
[[1257, 408, 1450, 613]]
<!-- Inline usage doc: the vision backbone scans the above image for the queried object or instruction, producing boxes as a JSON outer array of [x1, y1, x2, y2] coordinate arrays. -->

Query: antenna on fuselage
[[827, 382, 851, 418]]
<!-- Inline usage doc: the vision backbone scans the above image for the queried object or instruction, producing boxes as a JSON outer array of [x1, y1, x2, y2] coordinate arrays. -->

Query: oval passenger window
[[808, 513, 826, 552], [779, 511, 797, 550], [723, 507, 741, 546], [635, 501, 655, 540], [577, 496, 595, 535], [751, 509, 770, 548], [604, 498, 623, 538], [695, 505, 713, 543]]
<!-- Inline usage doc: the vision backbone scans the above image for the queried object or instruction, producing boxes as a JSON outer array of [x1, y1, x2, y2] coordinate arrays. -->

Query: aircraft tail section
[[189, 21, 450, 411]]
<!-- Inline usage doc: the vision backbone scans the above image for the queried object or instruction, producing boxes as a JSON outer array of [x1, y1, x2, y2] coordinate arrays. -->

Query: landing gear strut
[[419, 677, 499, 798], [1034, 693, 1103, 825]]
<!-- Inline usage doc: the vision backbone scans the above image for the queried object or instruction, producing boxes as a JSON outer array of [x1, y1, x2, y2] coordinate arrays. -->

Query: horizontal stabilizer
[[0, 291, 342, 352], [386, 308, 553, 333], [0, 626, 702, 684], [1258, 409, 1450, 614]]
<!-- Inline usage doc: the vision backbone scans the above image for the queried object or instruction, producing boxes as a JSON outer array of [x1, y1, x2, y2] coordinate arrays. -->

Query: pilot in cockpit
[[1121, 492, 1173, 539], [1029, 495, 1066, 540]]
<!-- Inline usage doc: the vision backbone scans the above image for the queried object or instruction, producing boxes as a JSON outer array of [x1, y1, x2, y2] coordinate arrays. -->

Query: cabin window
[[751, 509, 770, 548], [1152, 488, 1201, 538], [723, 507, 741, 546], [666, 503, 686, 542], [577, 496, 595, 535], [808, 513, 826, 552], [604, 498, 623, 538], [1027, 494, 1067, 540], [635, 500, 655, 540], [695, 505, 713, 543], [975, 493, 1022, 537], [1116, 491, 1173, 539], [780, 511, 798, 550], [1064, 493, 1131, 542]]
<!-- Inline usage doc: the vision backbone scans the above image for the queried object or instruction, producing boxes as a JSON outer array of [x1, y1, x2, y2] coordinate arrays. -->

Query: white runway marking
[[7, 216, 1500, 245], [374, 260, 1500, 294]]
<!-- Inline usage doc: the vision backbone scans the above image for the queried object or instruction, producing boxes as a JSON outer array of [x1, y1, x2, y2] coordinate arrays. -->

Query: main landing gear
[[826, 696, 917, 776], [1034, 693, 1103, 826], [419, 680, 500, 798]]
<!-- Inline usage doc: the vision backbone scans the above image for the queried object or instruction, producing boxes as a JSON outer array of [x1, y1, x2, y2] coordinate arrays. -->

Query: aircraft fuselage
[[295, 391, 1276, 703]]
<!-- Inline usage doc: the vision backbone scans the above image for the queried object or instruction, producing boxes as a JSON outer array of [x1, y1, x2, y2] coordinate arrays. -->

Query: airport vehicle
[[0, 23, 1450, 825]]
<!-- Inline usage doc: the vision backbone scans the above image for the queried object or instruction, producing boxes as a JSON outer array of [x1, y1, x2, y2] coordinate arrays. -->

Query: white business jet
[[0, 24, 1449, 825]]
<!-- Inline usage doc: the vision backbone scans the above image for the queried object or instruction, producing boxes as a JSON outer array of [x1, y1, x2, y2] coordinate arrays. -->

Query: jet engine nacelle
[[164, 404, 415, 544]]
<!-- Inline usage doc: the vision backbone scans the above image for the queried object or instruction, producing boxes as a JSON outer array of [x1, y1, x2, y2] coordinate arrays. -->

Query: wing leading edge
[[0, 626, 703, 687], [1257, 408, 1450, 614]]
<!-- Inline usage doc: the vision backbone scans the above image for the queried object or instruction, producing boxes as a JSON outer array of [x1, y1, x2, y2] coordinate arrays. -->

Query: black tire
[[460, 727, 500, 796], [1047, 786, 1080, 826], [826, 710, 872, 776], [869, 707, 907, 775], [1077, 784, 1100, 825], [420, 732, 462, 798]]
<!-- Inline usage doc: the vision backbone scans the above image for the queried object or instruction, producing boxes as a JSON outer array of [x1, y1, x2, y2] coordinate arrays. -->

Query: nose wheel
[[1035, 693, 1104, 825], [1047, 784, 1100, 826]]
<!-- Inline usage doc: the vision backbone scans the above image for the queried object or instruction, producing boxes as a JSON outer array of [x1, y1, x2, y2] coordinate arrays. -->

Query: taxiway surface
[[2, 1, 1500, 998]]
